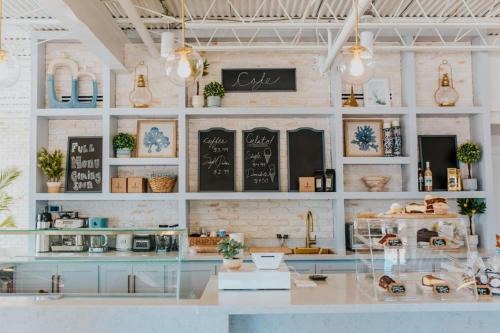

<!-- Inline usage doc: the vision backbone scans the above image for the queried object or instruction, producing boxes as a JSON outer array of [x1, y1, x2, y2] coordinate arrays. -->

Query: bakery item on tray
[[424, 195, 448, 214], [417, 228, 439, 243], [379, 275, 396, 290], [405, 202, 426, 214], [422, 274, 446, 287]]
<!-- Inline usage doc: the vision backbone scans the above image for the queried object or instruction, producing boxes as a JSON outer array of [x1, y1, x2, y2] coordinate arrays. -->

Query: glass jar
[[314, 170, 325, 192], [325, 169, 336, 192]]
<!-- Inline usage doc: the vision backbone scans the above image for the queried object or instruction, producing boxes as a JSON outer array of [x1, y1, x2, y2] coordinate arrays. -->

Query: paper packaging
[[111, 178, 127, 193], [447, 168, 461, 191], [127, 177, 147, 193], [299, 177, 315, 192]]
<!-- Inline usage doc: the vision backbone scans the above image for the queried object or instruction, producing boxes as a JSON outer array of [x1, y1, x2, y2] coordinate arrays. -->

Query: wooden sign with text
[[388, 283, 407, 296], [65, 136, 102, 192]]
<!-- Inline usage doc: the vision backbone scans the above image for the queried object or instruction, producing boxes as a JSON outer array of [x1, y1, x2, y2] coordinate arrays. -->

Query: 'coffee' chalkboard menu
[[287, 128, 324, 191], [243, 128, 280, 191], [222, 68, 296, 92], [199, 128, 236, 191], [65, 136, 102, 192]]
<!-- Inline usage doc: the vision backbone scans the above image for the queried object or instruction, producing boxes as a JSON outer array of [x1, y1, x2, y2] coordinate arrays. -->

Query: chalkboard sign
[[222, 68, 296, 92], [386, 237, 403, 248], [243, 128, 280, 191], [433, 284, 451, 294], [476, 285, 492, 298], [65, 136, 102, 192], [199, 128, 236, 192], [430, 237, 448, 248], [388, 283, 406, 295], [287, 128, 324, 191]]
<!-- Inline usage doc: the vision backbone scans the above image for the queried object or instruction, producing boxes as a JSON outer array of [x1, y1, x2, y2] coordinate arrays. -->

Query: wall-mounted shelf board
[[341, 107, 409, 116], [109, 108, 180, 119], [34, 193, 179, 201], [344, 191, 487, 200], [185, 107, 333, 118], [415, 106, 484, 115], [186, 192, 337, 200], [36, 108, 103, 119], [342, 157, 412, 165], [108, 158, 179, 166]]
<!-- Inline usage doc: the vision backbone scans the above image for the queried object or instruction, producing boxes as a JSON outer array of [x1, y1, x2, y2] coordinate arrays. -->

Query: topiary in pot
[[203, 81, 225, 107], [457, 198, 486, 248], [37, 148, 64, 193], [457, 141, 481, 191], [113, 133, 136, 158], [217, 238, 245, 271]]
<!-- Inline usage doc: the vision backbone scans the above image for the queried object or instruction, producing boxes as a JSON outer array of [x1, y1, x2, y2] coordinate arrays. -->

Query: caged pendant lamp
[[0, 0, 20, 88], [337, 0, 375, 85], [164, 0, 203, 87]]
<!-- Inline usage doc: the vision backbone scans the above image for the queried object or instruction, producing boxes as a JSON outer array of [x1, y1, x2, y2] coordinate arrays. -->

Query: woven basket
[[189, 237, 224, 247], [149, 176, 177, 193]]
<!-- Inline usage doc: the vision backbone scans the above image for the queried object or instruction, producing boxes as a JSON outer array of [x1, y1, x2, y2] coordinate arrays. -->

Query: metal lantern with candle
[[129, 61, 153, 108], [434, 60, 459, 107]]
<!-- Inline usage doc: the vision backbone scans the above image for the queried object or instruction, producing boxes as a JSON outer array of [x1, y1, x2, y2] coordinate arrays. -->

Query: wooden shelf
[[36, 108, 103, 119], [185, 107, 333, 118], [344, 191, 487, 200], [34, 193, 179, 201], [341, 107, 409, 116], [186, 192, 337, 200], [108, 108, 180, 118], [108, 158, 179, 166], [342, 157, 412, 165]]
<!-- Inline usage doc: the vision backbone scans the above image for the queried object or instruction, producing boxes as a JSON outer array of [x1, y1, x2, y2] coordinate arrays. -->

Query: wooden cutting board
[[249, 247, 293, 254]]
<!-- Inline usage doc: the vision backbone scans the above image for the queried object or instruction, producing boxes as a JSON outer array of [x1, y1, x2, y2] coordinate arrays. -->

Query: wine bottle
[[424, 161, 433, 192]]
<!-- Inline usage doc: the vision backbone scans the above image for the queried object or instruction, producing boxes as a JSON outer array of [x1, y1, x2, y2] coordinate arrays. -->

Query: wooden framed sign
[[388, 282, 407, 296], [476, 285, 493, 299], [433, 283, 451, 295], [243, 128, 280, 191], [385, 236, 404, 249], [287, 128, 324, 191], [199, 128, 236, 192], [65, 136, 102, 192], [222, 68, 296, 92], [430, 236, 448, 249]]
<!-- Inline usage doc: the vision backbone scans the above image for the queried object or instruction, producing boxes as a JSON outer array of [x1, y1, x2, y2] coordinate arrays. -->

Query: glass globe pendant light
[[0, 0, 20, 88], [337, 0, 375, 85], [434, 60, 459, 107], [165, 0, 203, 87]]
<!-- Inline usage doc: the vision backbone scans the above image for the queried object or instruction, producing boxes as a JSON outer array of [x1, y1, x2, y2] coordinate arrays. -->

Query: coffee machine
[[51, 212, 88, 252]]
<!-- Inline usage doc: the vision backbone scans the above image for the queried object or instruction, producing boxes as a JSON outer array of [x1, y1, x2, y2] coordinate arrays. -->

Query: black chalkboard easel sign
[[222, 68, 296, 92], [287, 128, 325, 191], [199, 128, 236, 192], [65, 136, 102, 192], [243, 128, 280, 191]]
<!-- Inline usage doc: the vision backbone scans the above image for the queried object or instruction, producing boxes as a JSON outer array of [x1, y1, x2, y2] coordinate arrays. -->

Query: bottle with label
[[314, 170, 325, 192], [383, 122, 393, 157], [424, 161, 433, 192], [418, 165, 424, 192], [391, 120, 402, 157]]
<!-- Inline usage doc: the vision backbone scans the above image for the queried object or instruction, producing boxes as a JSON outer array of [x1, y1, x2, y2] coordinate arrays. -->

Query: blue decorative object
[[351, 125, 379, 152], [143, 127, 171, 153]]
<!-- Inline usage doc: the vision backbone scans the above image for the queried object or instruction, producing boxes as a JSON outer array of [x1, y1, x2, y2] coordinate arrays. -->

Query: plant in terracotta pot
[[37, 148, 64, 193], [457, 198, 486, 249], [217, 238, 245, 271], [192, 59, 209, 108], [0, 167, 21, 227], [113, 133, 136, 158], [457, 141, 481, 191], [203, 81, 225, 107]]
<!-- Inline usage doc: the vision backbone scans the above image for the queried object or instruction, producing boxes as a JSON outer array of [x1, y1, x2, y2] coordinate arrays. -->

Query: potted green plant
[[204, 81, 225, 107], [457, 198, 486, 248], [192, 59, 209, 108], [217, 238, 245, 271], [457, 141, 481, 191], [37, 148, 64, 193], [0, 167, 21, 227], [113, 133, 136, 158]]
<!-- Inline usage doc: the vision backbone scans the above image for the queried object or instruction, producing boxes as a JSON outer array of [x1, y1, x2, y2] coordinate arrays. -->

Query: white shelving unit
[[29, 32, 496, 256]]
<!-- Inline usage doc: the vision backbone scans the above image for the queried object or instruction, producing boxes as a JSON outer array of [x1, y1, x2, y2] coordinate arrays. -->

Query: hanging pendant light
[[337, 0, 375, 85], [0, 0, 20, 88], [434, 60, 459, 107], [165, 0, 203, 87]]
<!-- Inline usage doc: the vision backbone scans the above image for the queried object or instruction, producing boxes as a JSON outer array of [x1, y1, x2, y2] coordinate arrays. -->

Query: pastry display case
[[353, 214, 478, 302]]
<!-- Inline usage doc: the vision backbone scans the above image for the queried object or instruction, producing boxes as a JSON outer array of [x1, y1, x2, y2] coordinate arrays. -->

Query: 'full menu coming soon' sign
[[65, 136, 102, 192]]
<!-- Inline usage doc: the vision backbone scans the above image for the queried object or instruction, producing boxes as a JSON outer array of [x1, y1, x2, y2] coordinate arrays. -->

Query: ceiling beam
[[320, 0, 370, 73], [36, 0, 127, 71], [117, 0, 160, 58]]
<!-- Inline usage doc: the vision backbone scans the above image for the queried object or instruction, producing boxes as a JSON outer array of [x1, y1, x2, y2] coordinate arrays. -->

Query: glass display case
[[353, 214, 478, 302], [0, 228, 187, 298]]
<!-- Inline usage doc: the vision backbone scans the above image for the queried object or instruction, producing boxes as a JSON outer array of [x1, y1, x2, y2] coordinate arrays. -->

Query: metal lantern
[[129, 61, 153, 108], [434, 60, 459, 107]]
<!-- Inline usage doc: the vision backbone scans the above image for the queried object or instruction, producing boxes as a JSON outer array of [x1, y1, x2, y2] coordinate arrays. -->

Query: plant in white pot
[[0, 167, 21, 227], [457, 141, 481, 191], [37, 148, 64, 193], [192, 59, 209, 108], [457, 198, 486, 249], [113, 133, 136, 158], [217, 238, 245, 271], [204, 81, 225, 107]]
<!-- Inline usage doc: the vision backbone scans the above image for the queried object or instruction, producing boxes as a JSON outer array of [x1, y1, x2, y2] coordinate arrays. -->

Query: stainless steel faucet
[[306, 210, 316, 248]]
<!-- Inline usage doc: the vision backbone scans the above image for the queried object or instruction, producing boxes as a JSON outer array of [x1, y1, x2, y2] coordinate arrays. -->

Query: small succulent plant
[[37, 148, 64, 182], [113, 133, 136, 151], [203, 81, 225, 98]]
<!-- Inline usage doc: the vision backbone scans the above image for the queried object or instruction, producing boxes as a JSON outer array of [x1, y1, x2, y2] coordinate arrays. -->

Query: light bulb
[[176, 54, 192, 79], [349, 53, 365, 77]]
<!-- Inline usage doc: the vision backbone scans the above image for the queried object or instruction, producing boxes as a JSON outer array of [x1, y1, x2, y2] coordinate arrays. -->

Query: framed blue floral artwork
[[137, 120, 177, 157], [343, 119, 384, 157]]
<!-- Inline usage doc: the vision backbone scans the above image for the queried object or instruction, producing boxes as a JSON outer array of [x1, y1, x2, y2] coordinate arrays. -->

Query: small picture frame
[[343, 119, 384, 157], [137, 120, 177, 158], [364, 78, 391, 107]]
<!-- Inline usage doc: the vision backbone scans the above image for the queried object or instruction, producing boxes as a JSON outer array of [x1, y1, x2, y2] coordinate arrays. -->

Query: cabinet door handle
[[51, 275, 55, 293], [128, 274, 136, 294], [56, 275, 61, 294], [133, 275, 136, 294]]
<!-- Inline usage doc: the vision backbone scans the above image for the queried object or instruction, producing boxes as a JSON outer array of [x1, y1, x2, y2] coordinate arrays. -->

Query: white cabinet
[[316, 262, 357, 274], [58, 264, 98, 294], [180, 263, 216, 299], [99, 263, 167, 294], [15, 264, 57, 293], [99, 264, 132, 294], [285, 262, 315, 274], [133, 264, 165, 294]]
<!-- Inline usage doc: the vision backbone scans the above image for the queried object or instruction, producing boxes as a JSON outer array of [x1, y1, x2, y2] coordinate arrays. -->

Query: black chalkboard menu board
[[287, 128, 324, 191], [243, 128, 280, 191], [65, 136, 102, 192], [199, 128, 236, 192], [222, 68, 296, 92]]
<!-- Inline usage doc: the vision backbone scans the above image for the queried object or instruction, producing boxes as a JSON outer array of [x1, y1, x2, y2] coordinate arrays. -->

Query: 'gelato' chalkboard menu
[[287, 128, 324, 191], [243, 128, 280, 191], [65, 136, 102, 192], [199, 128, 235, 191]]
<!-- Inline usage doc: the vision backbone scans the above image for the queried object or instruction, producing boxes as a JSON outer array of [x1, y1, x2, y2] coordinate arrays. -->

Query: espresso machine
[[50, 212, 88, 252]]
